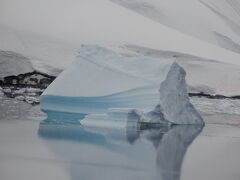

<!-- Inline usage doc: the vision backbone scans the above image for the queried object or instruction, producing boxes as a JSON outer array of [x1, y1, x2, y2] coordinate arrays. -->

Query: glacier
[[110, 0, 240, 54], [0, 50, 34, 79], [2, 0, 240, 98], [41, 45, 204, 125]]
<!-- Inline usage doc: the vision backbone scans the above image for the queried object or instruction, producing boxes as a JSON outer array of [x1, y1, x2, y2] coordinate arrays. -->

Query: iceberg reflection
[[155, 125, 203, 180], [38, 111, 203, 180]]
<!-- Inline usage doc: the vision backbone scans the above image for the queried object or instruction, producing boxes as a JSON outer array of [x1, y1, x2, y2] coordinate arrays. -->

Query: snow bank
[[1, 0, 240, 68], [0, 25, 74, 76], [0, 50, 33, 79], [110, 0, 240, 53], [41, 45, 203, 124]]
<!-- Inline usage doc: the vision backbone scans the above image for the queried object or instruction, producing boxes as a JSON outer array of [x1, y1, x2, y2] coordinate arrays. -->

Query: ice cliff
[[41, 45, 204, 125], [160, 63, 203, 124], [0, 51, 34, 79]]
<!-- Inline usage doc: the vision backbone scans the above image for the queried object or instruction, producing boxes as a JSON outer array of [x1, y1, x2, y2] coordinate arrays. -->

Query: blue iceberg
[[40, 45, 204, 125]]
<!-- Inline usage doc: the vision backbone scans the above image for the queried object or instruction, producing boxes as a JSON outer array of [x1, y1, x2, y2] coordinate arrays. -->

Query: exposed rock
[[13, 89, 25, 95], [189, 92, 240, 100], [0, 70, 55, 104], [1, 71, 55, 88]]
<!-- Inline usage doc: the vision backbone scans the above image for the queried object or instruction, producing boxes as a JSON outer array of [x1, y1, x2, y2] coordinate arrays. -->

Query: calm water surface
[[1, 96, 240, 180]]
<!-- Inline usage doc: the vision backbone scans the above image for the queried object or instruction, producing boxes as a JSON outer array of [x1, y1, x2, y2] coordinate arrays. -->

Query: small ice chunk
[[0, 89, 4, 96], [26, 88, 40, 93], [15, 96, 25, 101], [2, 88, 11, 93], [145, 105, 166, 123], [25, 96, 39, 104], [13, 89, 25, 95]]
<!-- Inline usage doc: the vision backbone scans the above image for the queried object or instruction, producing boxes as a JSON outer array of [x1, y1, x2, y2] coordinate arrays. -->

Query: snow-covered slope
[[110, 0, 240, 53], [0, 25, 76, 76], [125, 44, 240, 96], [1, 0, 240, 67], [1, 0, 240, 97]]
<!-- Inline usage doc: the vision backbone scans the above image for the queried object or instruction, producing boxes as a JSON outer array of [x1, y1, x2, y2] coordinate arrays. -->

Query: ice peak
[[159, 63, 204, 125]]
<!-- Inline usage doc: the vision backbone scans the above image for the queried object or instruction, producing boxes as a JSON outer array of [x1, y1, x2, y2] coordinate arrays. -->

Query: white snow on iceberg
[[41, 45, 204, 125]]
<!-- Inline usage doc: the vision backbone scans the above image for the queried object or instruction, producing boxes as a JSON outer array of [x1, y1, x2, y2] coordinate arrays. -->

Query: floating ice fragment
[[25, 96, 39, 104], [15, 95, 25, 101]]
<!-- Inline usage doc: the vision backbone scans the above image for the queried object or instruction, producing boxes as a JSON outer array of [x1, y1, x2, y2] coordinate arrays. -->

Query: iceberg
[[160, 63, 204, 124], [41, 45, 204, 125]]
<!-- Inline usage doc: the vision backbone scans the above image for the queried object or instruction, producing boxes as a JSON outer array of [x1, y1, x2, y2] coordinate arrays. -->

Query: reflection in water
[[41, 110, 86, 125], [38, 111, 203, 180], [155, 125, 202, 180]]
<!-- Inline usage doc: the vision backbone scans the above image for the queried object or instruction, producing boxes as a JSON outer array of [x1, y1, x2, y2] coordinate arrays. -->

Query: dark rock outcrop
[[1, 71, 55, 89]]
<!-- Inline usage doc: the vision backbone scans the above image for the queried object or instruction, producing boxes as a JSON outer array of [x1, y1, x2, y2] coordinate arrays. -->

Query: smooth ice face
[[42, 45, 172, 97], [41, 45, 203, 125], [159, 63, 204, 125], [41, 45, 173, 114]]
